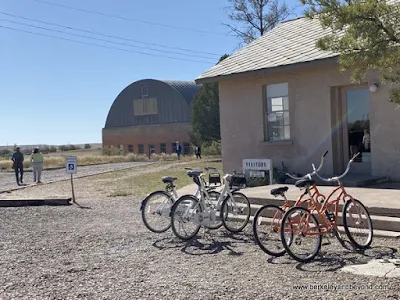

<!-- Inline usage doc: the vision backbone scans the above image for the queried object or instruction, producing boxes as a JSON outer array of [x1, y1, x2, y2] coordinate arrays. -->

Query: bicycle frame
[[178, 172, 236, 224], [290, 152, 362, 237]]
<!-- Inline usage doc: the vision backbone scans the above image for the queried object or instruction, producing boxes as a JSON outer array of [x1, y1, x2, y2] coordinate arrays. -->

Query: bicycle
[[169, 168, 251, 241], [252, 151, 328, 257], [140, 167, 221, 233], [279, 152, 374, 263]]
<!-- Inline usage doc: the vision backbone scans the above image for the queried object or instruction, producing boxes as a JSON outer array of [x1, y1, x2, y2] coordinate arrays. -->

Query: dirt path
[[0, 162, 154, 194]]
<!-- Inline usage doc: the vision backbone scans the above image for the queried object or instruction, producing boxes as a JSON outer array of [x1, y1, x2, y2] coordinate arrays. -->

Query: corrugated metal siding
[[104, 79, 201, 128]]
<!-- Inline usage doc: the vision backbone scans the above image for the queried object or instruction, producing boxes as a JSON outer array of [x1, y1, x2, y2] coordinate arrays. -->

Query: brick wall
[[102, 123, 192, 155]]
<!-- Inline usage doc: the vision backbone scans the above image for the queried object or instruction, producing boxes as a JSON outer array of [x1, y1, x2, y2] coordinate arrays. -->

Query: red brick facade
[[102, 123, 193, 155]]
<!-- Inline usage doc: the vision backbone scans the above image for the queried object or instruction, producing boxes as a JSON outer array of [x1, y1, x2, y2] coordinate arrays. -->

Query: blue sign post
[[66, 156, 77, 202]]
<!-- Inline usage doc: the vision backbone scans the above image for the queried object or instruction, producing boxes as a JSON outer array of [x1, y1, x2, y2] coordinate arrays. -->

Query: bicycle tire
[[170, 194, 202, 241], [253, 204, 290, 257], [220, 191, 250, 233], [280, 206, 322, 263], [342, 198, 373, 250], [141, 190, 174, 233]]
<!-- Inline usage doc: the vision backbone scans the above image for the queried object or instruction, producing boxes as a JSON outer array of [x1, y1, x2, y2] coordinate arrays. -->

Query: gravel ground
[[0, 166, 399, 300], [0, 162, 153, 193], [1, 201, 399, 299]]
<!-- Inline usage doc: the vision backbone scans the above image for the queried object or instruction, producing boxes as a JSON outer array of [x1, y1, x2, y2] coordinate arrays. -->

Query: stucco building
[[103, 79, 201, 155], [195, 16, 400, 181]]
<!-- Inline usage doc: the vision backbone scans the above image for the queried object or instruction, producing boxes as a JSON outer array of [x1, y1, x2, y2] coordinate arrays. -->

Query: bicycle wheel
[[253, 204, 292, 257], [280, 206, 322, 263], [342, 198, 373, 250], [204, 190, 223, 230], [220, 191, 250, 233], [170, 195, 202, 241], [140, 191, 174, 233]]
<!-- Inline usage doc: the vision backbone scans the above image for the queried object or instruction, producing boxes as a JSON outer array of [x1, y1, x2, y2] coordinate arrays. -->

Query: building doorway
[[341, 86, 371, 174]]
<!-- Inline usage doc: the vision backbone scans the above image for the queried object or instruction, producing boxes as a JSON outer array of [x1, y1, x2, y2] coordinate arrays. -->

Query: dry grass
[[92, 160, 223, 198], [43, 148, 103, 157], [0, 152, 219, 171]]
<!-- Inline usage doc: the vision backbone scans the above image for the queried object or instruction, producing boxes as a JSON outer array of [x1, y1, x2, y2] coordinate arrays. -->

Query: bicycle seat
[[295, 179, 315, 188], [162, 176, 177, 184], [270, 186, 289, 196], [187, 170, 202, 177]]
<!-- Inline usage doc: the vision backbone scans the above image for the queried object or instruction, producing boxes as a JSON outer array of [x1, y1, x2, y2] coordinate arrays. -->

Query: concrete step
[[247, 196, 400, 218], [229, 214, 400, 239], [285, 176, 390, 187], [247, 203, 400, 233]]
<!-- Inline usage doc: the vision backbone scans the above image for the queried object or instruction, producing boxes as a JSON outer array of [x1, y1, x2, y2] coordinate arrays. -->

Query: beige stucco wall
[[218, 63, 400, 180]]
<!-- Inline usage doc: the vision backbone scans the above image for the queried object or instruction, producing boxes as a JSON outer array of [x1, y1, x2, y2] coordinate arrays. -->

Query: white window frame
[[264, 82, 290, 141], [141, 86, 149, 98]]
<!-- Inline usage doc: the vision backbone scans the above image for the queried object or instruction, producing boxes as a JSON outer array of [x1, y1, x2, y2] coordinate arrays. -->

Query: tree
[[189, 55, 230, 146], [224, 0, 293, 45], [301, 0, 400, 104]]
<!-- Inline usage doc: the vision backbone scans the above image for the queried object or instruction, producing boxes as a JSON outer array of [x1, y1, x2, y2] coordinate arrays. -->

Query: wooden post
[[71, 173, 76, 203]]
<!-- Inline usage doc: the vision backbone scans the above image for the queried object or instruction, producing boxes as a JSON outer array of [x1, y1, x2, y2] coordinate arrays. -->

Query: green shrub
[[201, 140, 221, 156], [246, 175, 271, 187]]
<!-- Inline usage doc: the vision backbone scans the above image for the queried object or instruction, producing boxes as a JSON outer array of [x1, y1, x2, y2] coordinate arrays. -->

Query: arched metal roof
[[158, 80, 202, 104]]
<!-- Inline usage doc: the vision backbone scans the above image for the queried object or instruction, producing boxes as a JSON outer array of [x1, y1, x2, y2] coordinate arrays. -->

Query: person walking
[[175, 141, 182, 160], [11, 146, 24, 185], [31, 147, 44, 183]]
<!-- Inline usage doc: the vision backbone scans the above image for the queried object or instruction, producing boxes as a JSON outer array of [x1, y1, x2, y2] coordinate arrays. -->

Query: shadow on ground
[[294, 246, 398, 272], [152, 230, 254, 256]]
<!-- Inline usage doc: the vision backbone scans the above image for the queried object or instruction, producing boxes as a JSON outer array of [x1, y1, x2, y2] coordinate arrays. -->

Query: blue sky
[[0, 0, 303, 146]]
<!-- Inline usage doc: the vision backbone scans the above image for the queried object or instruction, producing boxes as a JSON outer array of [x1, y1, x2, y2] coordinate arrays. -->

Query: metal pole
[[71, 173, 76, 203]]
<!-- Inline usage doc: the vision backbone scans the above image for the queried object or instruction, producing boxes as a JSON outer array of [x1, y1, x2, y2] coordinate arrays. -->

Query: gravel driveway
[[1, 195, 399, 299], [0, 162, 153, 193]]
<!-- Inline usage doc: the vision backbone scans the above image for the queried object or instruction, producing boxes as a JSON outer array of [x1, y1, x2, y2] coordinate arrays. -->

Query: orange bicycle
[[279, 152, 374, 263], [252, 151, 328, 257]]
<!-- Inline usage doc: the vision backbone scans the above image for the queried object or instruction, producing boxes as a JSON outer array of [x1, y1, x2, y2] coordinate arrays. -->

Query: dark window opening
[[138, 144, 144, 154]]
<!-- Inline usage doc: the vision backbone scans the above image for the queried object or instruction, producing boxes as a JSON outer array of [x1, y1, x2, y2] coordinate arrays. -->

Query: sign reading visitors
[[242, 159, 271, 171], [242, 158, 273, 184], [66, 156, 77, 174]]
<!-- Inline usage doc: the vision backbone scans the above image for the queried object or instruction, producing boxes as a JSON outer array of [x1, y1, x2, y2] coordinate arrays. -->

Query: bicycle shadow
[[151, 229, 254, 256], [294, 246, 398, 272]]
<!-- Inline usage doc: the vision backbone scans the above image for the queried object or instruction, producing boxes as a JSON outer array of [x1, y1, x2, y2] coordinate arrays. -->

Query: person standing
[[11, 146, 24, 185], [31, 147, 44, 183], [175, 141, 182, 160], [195, 146, 202, 159]]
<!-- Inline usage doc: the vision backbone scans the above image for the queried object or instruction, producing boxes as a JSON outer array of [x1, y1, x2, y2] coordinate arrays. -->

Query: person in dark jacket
[[195, 146, 201, 159], [175, 141, 182, 160], [11, 146, 24, 185]]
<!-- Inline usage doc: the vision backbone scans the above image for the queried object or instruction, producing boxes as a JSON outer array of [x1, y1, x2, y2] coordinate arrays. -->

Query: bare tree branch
[[224, 0, 294, 45]]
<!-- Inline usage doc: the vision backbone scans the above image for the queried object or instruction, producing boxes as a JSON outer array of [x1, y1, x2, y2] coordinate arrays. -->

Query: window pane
[[284, 126, 291, 139], [271, 112, 284, 126], [283, 97, 289, 110], [284, 112, 290, 125], [266, 82, 288, 98], [268, 97, 283, 111], [268, 125, 284, 140]]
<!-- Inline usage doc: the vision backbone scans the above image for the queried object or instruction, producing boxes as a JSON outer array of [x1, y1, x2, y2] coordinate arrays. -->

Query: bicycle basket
[[229, 173, 247, 189], [208, 172, 221, 186]]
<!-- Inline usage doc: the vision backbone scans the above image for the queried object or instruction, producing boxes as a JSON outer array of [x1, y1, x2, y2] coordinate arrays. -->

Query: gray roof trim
[[195, 56, 338, 84]]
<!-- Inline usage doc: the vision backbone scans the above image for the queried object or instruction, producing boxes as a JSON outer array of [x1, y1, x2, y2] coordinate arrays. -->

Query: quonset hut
[[102, 79, 201, 155]]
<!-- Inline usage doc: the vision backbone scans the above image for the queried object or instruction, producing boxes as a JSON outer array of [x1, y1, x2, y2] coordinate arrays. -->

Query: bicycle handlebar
[[285, 151, 328, 180], [312, 152, 360, 182]]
